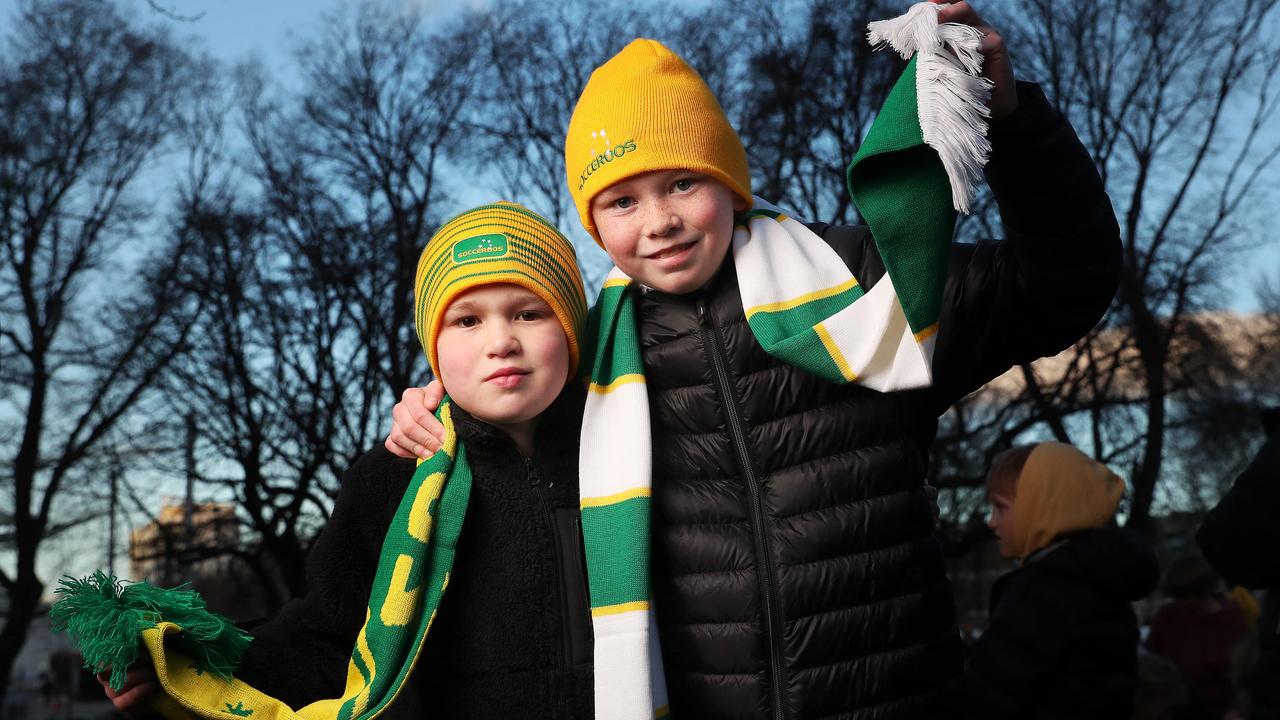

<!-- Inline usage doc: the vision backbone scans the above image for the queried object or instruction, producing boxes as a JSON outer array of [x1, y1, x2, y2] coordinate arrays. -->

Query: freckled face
[[435, 284, 569, 436], [590, 170, 746, 294]]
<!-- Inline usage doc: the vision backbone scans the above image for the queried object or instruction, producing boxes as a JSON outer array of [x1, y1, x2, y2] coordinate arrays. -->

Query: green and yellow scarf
[[52, 401, 470, 720]]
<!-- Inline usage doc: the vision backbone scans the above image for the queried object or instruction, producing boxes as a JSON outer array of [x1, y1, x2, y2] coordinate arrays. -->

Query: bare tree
[[736, 0, 900, 224], [928, 0, 1280, 531], [146, 4, 478, 607], [0, 0, 199, 701]]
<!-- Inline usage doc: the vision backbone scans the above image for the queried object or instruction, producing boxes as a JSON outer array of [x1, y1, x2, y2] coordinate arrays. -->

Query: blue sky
[[3, 0, 1277, 309]]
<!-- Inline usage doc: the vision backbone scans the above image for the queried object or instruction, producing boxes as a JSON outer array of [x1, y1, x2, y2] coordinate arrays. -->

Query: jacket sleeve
[[963, 571, 1078, 719], [928, 81, 1122, 412], [231, 449, 413, 708], [1197, 432, 1280, 589]]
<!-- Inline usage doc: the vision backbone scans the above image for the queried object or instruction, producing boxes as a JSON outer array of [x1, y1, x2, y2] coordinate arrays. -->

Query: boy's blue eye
[[674, 178, 694, 192], [615, 197, 635, 209], [516, 310, 543, 321]]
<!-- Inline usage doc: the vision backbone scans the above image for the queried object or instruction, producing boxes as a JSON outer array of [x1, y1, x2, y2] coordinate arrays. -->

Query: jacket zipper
[[698, 299, 787, 720], [529, 457, 573, 674]]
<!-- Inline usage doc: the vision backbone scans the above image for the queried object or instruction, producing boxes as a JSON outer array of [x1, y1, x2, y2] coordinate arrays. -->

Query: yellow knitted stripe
[[744, 277, 860, 319], [815, 324, 858, 382], [914, 321, 939, 342], [589, 373, 645, 394], [591, 600, 649, 618], [581, 487, 651, 508]]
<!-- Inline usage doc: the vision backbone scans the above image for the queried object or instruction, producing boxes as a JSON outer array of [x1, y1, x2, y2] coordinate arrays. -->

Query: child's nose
[[643, 199, 680, 237], [485, 324, 520, 356]]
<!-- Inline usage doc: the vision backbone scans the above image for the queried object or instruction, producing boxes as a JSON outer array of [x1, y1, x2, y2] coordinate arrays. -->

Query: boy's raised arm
[[928, 78, 1123, 411]]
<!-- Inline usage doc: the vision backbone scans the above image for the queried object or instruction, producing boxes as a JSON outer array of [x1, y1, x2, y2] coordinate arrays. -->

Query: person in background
[[965, 442, 1159, 718], [1197, 406, 1280, 719], [1146, 553, 1250, 720]]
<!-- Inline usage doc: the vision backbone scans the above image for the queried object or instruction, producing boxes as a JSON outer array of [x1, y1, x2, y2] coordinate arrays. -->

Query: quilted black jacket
[[636, 82, 1122, 720]]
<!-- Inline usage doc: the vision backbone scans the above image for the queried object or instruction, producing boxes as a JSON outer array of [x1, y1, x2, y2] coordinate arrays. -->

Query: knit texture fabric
[[415, 202, 587, 378], [564, 38, 751, 243], [56, 401, 472, 720]]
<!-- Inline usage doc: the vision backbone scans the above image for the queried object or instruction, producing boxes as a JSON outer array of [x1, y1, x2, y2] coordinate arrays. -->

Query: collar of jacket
[[449, 381, 586, 464]]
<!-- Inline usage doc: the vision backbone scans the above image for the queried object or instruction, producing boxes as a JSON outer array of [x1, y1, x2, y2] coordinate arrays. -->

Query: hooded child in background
[[966, 442, 1159, 719]]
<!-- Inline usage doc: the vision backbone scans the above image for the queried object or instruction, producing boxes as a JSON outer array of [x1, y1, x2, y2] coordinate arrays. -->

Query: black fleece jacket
[[964, 528, 1160, 719], [635, 81, 1122, 719], [233, 385, 592, 719]]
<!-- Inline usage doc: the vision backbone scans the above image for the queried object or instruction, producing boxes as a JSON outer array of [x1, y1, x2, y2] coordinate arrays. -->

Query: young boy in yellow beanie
[[88, 202, 595, 720], [386, 1, 1123, 716], [968, 443, 1158, 719]]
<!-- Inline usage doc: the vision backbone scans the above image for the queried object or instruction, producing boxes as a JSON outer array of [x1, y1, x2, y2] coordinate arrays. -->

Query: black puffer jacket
[[235, 386, 592, 719], [963, 528, 1159, 719], [637, 83, 1121, 719]]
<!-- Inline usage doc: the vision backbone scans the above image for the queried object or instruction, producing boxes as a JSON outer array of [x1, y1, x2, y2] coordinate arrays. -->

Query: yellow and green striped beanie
[[414, 202, 588, 379]]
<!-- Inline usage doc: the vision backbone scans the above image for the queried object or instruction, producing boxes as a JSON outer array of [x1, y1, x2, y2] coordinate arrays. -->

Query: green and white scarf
[[578, 5, 992, 718], [53, 401, 471, 720]]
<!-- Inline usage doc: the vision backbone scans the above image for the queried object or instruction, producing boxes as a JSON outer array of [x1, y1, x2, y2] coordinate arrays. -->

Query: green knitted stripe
[[418, 218, 582, 326], [741, 208, 783, 221], [419, 213, 578, 303], [416, 236, 586, 340], [586, 282, 644, 385], [847, 55, 951, 333], [581, 497, 651, 608], [510, 243, 588, 324], [745, 283, 866, 348], [360, 446, 471, 719], [754, 327, 848, 384]]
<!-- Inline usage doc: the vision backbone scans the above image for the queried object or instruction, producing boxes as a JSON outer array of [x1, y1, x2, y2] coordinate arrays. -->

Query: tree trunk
[[0, 557, 46, 709]]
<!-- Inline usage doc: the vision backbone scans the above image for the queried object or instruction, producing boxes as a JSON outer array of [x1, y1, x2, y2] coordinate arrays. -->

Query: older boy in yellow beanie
[[970, 443, 1158, 719], [86, 203, 595, 720], [387, 1, 1123, 717]]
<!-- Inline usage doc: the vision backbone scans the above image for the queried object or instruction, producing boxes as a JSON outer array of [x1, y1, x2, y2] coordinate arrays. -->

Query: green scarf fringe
[[50, 570, 251, 692]]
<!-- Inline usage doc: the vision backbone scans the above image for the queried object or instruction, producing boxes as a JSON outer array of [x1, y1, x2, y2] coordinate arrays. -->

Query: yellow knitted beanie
[[414, 202, 588, 380], [565, 38, 752, 244]]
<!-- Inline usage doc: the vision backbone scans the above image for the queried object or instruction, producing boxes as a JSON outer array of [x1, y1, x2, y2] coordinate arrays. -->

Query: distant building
[[129, 501, 270, 623]]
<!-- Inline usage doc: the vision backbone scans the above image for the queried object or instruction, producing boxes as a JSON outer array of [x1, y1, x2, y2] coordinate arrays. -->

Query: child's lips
[[645, 240, 696, 264], [485, 367, 530, 388]]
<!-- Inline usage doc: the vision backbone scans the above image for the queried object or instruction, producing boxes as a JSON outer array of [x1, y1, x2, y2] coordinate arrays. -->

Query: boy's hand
[[96, 666, 158, 714], [930, 0, 1018, 119], [385, 381, 447, 459]]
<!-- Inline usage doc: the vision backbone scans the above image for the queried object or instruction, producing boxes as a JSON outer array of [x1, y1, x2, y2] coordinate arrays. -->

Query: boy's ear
[[733, 194, 749, 212]]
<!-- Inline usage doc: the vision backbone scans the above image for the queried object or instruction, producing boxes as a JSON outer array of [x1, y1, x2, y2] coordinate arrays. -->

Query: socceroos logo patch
[[452, 233, 509, 264], [578, 128, 638, 191]]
